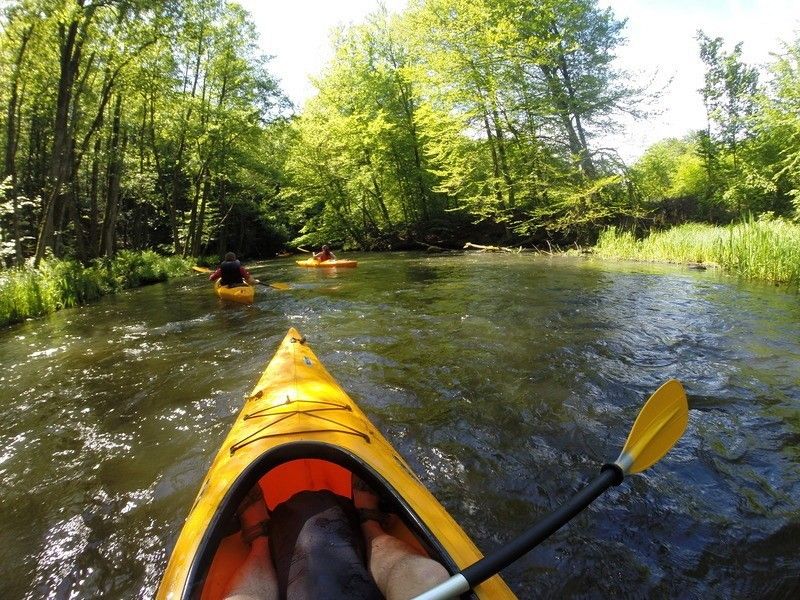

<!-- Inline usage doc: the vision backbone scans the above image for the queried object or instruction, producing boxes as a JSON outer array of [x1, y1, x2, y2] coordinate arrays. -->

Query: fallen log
[[463, 242, 520, 253], [414, 240, 447, 253]]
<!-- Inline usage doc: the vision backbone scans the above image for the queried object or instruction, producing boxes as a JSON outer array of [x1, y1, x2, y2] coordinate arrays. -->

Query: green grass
[[594, 218, 800, 287], [0, 251, 193, 328]]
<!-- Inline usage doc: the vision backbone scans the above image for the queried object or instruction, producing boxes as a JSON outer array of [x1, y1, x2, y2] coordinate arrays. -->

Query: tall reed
[[0, 252, 193, 328], [595, 218, 800, 287]]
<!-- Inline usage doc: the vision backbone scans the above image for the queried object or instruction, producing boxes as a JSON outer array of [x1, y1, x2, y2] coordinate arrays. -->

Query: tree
[[757, 36, 800, 218]]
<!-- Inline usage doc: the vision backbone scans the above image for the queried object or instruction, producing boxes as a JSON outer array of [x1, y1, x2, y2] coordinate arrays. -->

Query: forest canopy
[[1, 0, 799, 265]]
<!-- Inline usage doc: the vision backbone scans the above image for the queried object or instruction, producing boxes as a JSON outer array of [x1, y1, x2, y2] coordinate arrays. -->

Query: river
[[1, 252, 798, 599]]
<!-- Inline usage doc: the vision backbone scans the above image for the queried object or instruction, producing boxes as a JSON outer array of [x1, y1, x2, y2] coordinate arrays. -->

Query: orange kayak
[[156, 327, 514, 599], [296, 258, 358, 268]]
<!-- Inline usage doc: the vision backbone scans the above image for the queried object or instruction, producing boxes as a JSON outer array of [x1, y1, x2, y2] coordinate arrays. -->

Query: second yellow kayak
[[296, 258, 358, 268], [213, 279, 255, 304]]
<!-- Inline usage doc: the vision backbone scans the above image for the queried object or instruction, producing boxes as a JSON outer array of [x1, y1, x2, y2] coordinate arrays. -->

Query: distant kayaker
[[313, 245, 336, 262], [209, 252, 254, 287], [223, 478, 448, 600]]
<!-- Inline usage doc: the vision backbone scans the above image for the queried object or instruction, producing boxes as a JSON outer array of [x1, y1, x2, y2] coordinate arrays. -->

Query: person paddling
[[209, 252, 254, 287], [313, 245, 336, 263]]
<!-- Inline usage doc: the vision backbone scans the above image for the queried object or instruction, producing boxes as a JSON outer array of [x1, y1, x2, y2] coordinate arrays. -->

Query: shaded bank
[[0, 251, 192, 328]]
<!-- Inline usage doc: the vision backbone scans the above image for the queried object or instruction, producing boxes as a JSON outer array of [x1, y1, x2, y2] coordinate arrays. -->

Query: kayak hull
[[213, 280, 254, 304], [156, 328, 515, 600], [296, 258, 358, 268]]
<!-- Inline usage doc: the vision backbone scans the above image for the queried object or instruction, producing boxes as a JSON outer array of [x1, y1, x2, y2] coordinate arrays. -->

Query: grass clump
[[595, 217, 800, 287], [0, 251, 193, 328]]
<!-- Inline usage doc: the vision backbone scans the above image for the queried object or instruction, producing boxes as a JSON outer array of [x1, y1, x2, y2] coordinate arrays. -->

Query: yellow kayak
[[214, 279, 255, 304], [296, 258, 358, 268], [157, 327, 514, 599]]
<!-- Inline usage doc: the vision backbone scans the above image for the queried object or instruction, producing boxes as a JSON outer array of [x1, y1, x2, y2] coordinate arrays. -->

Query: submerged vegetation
[[0, 251, 191, 327], [595, 218, 800, 287]]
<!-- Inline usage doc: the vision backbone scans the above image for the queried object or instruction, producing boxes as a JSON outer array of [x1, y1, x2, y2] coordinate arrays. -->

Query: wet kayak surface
[[0, 252, 798, 598]]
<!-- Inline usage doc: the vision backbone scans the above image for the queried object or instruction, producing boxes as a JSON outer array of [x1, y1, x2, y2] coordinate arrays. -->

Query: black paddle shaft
[[462, 464, 624, 587]]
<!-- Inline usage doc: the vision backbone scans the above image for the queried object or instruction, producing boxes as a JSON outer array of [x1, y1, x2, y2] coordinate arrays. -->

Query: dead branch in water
[[464, 242, 521, 253], [414, 240, 447, 253]]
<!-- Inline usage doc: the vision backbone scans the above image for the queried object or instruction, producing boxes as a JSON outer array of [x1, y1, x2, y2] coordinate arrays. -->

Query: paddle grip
[[462, 465, 624, 588]]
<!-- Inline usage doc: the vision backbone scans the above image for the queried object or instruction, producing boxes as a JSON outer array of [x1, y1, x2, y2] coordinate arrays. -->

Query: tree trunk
[[482, 111, 505, 208], [101, 95, 124, 257], [491, 105, 515, 207], [148, 93, 180, 249], [170, 23, 207, 254], [4, 23, 33, 266], [88, 136, 101, 256], [34, 6, 96, 265], [191, 178, 210, 257]]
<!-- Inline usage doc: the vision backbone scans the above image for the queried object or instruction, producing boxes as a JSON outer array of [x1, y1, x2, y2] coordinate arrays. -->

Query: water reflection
[[0, 253, 799, 598]]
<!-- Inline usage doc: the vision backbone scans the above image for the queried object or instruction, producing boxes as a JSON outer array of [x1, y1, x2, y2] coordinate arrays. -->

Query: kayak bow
[[157, 328, 514, 600]]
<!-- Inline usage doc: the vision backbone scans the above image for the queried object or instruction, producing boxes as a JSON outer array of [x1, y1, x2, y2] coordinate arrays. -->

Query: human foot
[[353, 474, 388, 528], [237, 484, 270, 545]]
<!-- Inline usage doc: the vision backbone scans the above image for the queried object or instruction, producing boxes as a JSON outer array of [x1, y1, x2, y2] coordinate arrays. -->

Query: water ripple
[[1, 253, 799, 598]]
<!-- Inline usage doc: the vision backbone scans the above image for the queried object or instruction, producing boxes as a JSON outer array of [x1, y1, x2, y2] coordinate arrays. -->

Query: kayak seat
[[197, 453, 444, 600]]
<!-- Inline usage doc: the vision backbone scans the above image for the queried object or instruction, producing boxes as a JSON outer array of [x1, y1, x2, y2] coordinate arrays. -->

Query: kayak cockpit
[[182, 442, 464, 600]]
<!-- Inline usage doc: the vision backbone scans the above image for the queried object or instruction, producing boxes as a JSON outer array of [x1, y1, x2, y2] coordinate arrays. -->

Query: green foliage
[[631, 137, 708, 202], [628, 31, 800, 225], [698, 31, 759, 157], [595, 217, 800, 287], [110, 250, 191, 288], [757, 38, 800, 219], [596, 223, 725, 264], [282, 0, 640, 246], [282, 9, 449, 249], [3, 0, 799, 257], [0, 252, 192, 328], [518, 174, 645, 243], [0, 0, 288, 264], [714, 215, 800, 284]]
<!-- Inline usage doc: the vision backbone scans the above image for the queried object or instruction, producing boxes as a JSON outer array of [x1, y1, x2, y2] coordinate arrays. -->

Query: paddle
[[412, 379, 688, 600], [254, 279, 291, 291], [193, 266, 290, 290]]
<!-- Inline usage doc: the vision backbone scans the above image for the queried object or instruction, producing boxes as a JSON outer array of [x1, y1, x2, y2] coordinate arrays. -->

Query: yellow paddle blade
[[614, 379, 688, 474], [192, 266, 212, 273], [270, 282, 291, 291]]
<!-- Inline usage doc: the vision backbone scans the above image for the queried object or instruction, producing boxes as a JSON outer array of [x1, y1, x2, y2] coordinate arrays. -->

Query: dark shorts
[[269, 490, 384, 600]]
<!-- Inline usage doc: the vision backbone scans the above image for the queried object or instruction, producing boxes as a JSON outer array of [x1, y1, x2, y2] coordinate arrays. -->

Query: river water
[[0, 252, 798, 599]]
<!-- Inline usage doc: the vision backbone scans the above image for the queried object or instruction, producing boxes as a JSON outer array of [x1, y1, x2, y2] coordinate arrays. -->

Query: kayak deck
[[213, 279, 255, 304], [157, 328, 514, 600]]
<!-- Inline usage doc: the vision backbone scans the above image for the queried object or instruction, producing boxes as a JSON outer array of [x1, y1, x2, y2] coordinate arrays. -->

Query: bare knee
[[385, 554, 449, 600]]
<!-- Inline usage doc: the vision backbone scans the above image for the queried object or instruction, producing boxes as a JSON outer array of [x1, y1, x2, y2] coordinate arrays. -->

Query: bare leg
[[223, 537, 278, 600], [223, 487, 278, 600], [361, 521, 449, 600], [354, 478, 449, 600]]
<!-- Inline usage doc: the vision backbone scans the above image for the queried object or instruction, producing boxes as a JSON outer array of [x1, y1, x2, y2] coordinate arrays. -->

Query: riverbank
[[0, 251, 192, 328], [593, 218, 800, 288]]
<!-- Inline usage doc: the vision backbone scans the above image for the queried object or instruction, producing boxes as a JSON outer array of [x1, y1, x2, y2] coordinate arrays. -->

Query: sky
[[237, 0, 800, 162]]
